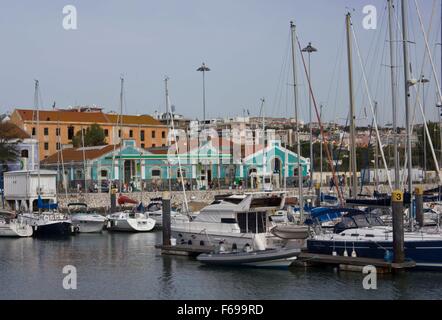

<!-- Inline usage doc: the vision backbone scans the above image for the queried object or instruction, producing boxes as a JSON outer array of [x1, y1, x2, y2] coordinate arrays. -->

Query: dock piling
[[162, 191, 171, 246], [415, 187, 424, 228], [110, 190, 116, 213], [392, 190, 405, 264]]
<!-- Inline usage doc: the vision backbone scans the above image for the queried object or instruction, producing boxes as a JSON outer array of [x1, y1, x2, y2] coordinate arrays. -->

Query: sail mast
[[388, 0, 400, 190], [34, 80, 41, 199], [119, 77, 124, 193], [401, 0, 413, 222], [290, 21, 304, 219], [346, 12, 358, 198]]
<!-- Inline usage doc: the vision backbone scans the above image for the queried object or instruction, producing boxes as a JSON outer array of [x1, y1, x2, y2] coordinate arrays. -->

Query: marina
[[1, 0, 442, 303]]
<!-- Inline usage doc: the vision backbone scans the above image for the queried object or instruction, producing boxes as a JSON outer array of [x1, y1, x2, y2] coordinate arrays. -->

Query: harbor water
[[1, 231, 441, 300]]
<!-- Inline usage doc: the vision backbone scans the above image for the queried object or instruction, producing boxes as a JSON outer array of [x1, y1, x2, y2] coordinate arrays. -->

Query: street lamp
[[197, 62, 211, 129], [302, 42, 318, 188], [419, 75, 430, 181]]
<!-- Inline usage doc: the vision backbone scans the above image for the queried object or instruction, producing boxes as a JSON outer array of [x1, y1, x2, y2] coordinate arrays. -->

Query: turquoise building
[[40, 139, 309, 191]]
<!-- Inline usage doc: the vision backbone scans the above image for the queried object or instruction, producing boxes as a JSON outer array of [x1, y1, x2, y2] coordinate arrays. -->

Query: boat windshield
[[334, 213, 384, 233]]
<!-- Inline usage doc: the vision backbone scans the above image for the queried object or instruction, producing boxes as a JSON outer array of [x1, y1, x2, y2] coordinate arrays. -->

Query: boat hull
[[71, 215, 106, 233], [197, 248, 301, 269], [0, 222, 33, 237], [33, 222, 74, 238], [307, 239, 442, 270], [107, 218, 155, 232]]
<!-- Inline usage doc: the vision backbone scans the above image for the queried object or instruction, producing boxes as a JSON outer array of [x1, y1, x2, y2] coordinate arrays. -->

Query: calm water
[[0, 231, 441, 300]]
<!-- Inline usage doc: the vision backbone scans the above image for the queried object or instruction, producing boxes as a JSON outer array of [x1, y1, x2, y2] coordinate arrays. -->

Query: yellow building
[[10, 108, 169, 160]]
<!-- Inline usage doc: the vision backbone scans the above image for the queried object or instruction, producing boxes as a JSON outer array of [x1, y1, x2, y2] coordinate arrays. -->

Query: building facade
[[10, 107, 169, 160], [40, 139, 310, 192]]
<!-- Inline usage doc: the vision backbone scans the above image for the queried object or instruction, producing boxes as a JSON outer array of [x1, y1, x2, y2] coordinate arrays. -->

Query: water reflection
[[0, 232, 441, 300]]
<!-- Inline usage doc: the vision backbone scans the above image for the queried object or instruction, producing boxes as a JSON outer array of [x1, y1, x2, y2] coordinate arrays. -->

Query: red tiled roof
[[41, 145, 117, 164], [0, 122, 31, 139], [14, 109, 164, 126]]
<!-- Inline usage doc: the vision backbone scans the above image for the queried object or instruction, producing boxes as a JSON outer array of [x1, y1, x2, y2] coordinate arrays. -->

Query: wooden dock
[[294, 252, 416, 273]]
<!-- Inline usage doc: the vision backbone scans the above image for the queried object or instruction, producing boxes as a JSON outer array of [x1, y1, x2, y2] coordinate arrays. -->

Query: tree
[[72, 123, 106, 148], [0, 122, 20, 164]]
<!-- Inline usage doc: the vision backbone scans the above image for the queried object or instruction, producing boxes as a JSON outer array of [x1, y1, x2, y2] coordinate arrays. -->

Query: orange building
[[10, 108, 169, 160]]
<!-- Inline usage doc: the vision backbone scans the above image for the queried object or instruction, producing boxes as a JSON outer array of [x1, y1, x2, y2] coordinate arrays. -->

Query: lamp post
[[419, 75, 430, 181], [302, 42, 318, 189], [197, 62, 210, 129]]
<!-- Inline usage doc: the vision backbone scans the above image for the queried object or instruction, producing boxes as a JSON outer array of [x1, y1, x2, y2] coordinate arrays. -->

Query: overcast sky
[[0, 0, 438, 126]]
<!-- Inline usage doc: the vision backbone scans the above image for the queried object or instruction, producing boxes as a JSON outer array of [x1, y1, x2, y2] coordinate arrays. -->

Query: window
[[162, 144, 166, 147], [55, 128, 60, 136], [56, 143, 61, 151], [140, 130, 145, 141], [32, 127, 36, 136], [68, 126, 75, 140], [129, 130, 133, 138], [100, 170, 108, 178], [44, 128, 49, 136], [141, 143, 145, 149], [104, 129, 109, 137], [151, 131, 156, 138], [21, 150, 29, 158], [118, 129, 121, 138], [151, 169, 161, 178], [44, 142, 49, 151], [177, 169, 186, 178], [162, 131, 166, 139], [152, 144, 156, 148]]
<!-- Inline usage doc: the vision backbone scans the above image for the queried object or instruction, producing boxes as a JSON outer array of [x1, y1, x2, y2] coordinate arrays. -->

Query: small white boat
[[107, 211, 156, 232], [68, 203, 107, 233], [197, 247, 301, 269], [0, 213, 33, 237]]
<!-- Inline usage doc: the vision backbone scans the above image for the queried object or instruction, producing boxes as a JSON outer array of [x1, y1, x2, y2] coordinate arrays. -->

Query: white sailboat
[[106, 77, 156, 233], [0, 210, 33, 237]]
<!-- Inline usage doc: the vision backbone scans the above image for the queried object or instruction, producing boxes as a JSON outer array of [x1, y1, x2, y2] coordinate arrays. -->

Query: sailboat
[[106, 77, 156, 232], [308, 3, 442, 270], [0, 209, 33, 237], [17, 80, 74, 237]]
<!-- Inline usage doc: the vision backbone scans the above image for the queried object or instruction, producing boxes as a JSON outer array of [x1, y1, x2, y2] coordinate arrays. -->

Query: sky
[[0, 0, 438, 126]]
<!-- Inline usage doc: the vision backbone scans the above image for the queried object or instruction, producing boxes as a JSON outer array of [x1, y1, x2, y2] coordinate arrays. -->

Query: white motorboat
[[68, 203, 107, 233], [145, 197, 188, 228], [171, 192, 294, 251], [107, 211, 156, 232], [0, 211, 33, 237]]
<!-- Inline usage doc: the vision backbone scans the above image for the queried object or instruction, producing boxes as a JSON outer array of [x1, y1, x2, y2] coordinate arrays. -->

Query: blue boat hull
[[307, 239, 442, 270]]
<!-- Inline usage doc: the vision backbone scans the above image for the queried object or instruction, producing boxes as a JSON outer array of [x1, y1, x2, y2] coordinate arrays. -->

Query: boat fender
[[384, 250, 393, 262], [351, 242, 357, 257], [107, 221, 111, 228], [343, 250, 348, 257]]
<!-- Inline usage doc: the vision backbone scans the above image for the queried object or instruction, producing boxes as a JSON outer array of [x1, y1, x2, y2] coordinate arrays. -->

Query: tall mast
[[119, 77, 124, 192], [165, 76, 172, 192], [388, 0, 400, 190], [401, 0, 413, 205], [346, 13, 358, 198], [290, 21, 304, 219], [374, 102, 379, 192], [260, 97, 266, 191], [34, 80, 41, 198]]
